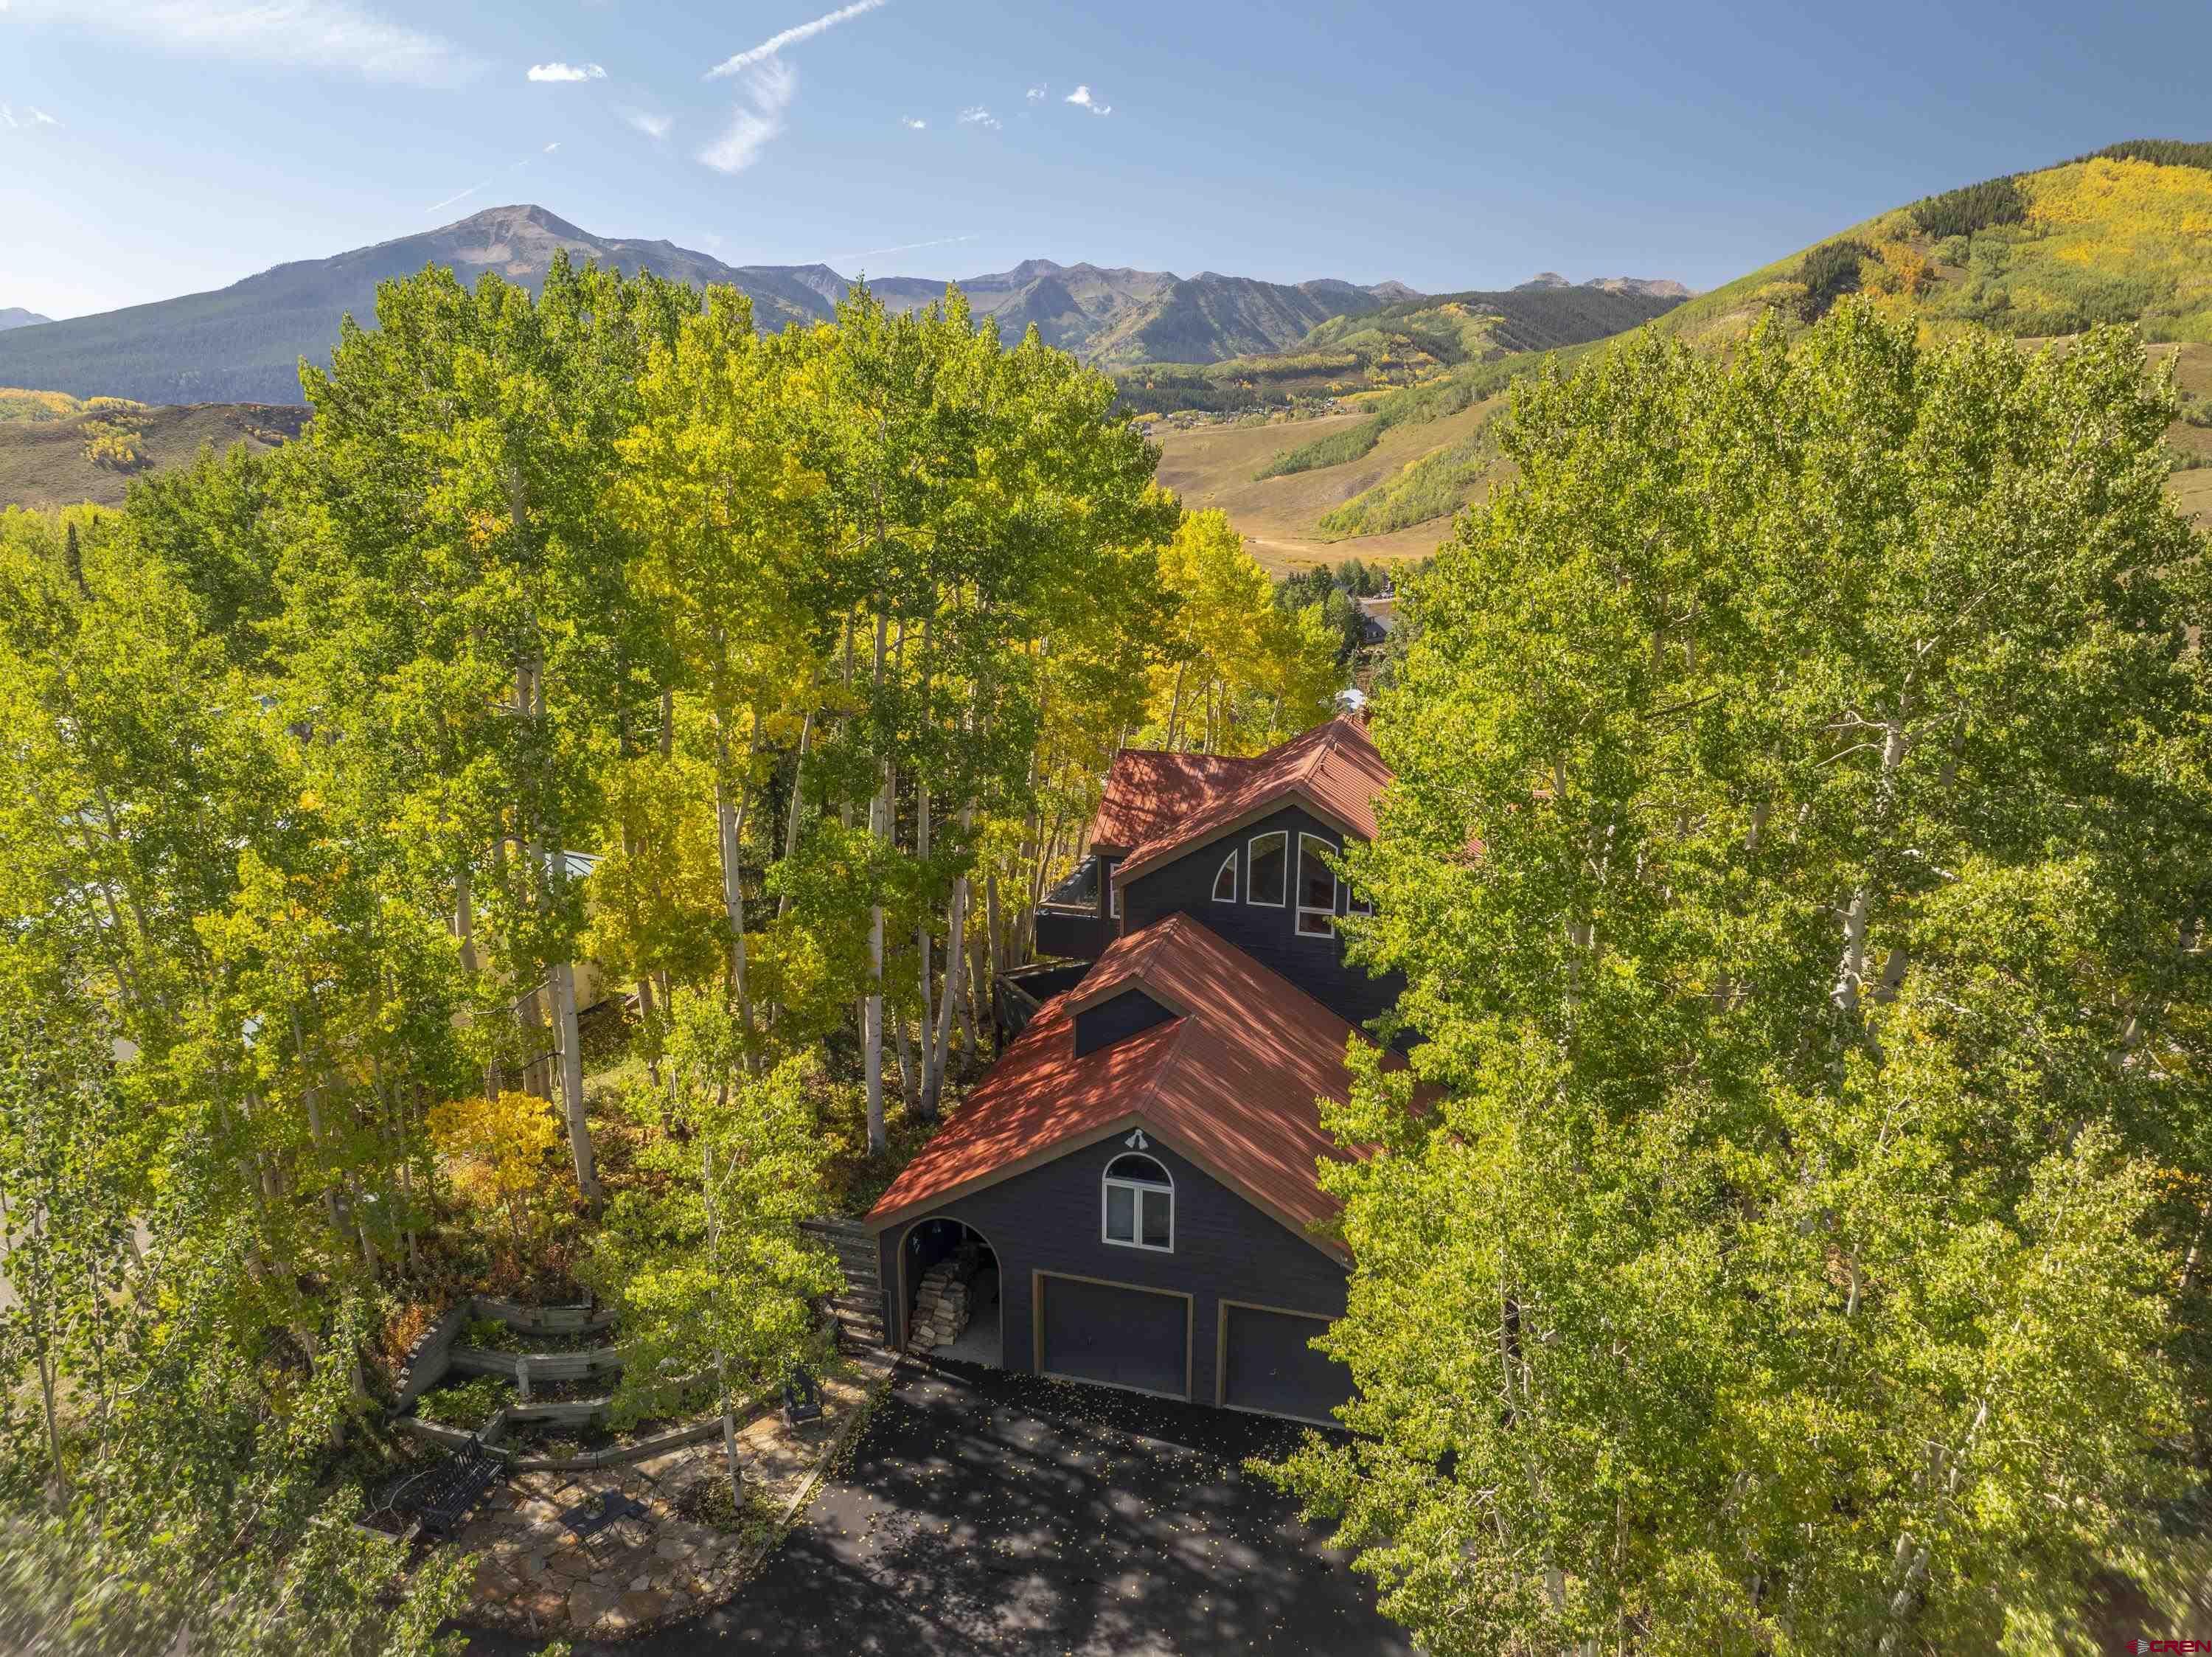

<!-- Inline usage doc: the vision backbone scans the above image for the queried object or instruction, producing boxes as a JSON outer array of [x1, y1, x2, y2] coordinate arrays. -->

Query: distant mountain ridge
[[0, 205, 1424, 406], [1516, 271, 1694, 299], [0, 308, 51, 332]]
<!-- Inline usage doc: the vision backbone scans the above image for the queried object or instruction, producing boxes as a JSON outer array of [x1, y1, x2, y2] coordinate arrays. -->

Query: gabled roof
[[1088, 748, 1262, 856], [863, 914, 1367, 1257], [1114, 715, 1391, 885]]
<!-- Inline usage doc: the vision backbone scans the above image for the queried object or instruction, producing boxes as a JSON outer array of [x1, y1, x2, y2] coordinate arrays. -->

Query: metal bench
[[373, 1439, 506, 1539]]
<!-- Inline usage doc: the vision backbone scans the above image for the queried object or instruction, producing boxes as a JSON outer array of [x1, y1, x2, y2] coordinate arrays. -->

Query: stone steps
[[803, 1219, 886, 1349]]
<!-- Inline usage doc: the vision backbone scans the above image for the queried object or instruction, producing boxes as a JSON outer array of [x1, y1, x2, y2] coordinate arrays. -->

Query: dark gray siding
[[874, 1133, 1346, 1409], [1122, 802, 1403, 1031], [1074, 987, 1175, 1055]]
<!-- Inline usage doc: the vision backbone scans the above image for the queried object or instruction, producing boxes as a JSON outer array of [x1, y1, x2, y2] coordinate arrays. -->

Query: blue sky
[[0, 0, 2204, 319]]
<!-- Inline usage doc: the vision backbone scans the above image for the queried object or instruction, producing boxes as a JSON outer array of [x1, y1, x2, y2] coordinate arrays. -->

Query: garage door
[[1221, 1304, 1352, 1424], [1036, 1274, 1189, 1398]]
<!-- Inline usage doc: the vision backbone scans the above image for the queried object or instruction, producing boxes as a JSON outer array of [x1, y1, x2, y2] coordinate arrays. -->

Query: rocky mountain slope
[[0, 206, 1419, 405]]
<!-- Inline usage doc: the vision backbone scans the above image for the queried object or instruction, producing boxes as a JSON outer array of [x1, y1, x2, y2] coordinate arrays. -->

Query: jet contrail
[[708, 0, 887, 80]]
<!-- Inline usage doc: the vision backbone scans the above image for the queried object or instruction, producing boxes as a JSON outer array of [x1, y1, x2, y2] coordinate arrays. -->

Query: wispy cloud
[[900, 115, 925, 130], [1064, 84, 1111, 116], [824, 232, 977, 264], [428, 178, 491, 214], [620, 107, 672, 140], [0, 103, 60, 131], [698, 58, 797, 173], [527, 61, 604, 83], [958, 105, 999, 130], [1026, 83, 1046, 101], [707, 0, 886, 80], [543, 141, 560, 153], [4, 0, 481, 86]]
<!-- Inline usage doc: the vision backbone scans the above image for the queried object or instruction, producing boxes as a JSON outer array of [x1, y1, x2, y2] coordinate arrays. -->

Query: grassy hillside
[[1656, 143, 2212, 347], [1116, 285, 1678, 418], [0, 400, 307, 509], [1203, 142, 2212, 557]]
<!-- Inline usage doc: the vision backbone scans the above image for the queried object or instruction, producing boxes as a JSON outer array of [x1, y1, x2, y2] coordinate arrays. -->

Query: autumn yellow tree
[[1150, 508, 1340, 753], [428, 1091, 574, 1271]]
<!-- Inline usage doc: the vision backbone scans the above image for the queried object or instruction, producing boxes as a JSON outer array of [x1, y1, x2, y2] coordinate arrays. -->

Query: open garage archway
[[899, 1216, 1003, 1367]]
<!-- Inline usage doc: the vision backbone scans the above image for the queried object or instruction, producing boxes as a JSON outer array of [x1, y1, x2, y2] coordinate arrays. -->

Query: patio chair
[[557, 1488, 652, 1558], [782, 1366, 824, 1428]]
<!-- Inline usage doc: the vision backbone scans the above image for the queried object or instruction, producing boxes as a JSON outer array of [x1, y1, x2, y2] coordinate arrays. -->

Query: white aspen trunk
[[914, 774, 935, 1088], [1832, 711, 1910, 1016], [1164, 659, 1189, 750], [550, 959, 597, 1203], [864, 613, 890, 1152], [958, 920, 985, 1055], [894, 1015, 918, 1102], [778, 707, 813, 919], [454, 864, 479, 975], [716, 718, 760, 1052], [922, 813, 971, 1118]]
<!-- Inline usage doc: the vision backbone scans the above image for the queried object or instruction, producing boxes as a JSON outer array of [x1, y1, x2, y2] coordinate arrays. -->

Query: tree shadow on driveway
[[461, 1356, 1411, 1656]]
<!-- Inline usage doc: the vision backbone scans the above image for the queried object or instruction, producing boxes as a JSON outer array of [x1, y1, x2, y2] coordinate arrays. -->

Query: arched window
[[1246, 830, 1287, 906], [1102, 1153, 1173, 1251], [1296, 833, 1338, 937], [1211, 850, 1237, 903]]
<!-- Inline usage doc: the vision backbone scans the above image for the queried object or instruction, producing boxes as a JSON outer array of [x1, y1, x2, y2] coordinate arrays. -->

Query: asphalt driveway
[[462, 1355, 1410, 1657]]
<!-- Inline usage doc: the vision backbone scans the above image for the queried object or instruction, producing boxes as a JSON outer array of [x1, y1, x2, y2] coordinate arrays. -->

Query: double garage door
[[1034, 1276, 1352, 1423]]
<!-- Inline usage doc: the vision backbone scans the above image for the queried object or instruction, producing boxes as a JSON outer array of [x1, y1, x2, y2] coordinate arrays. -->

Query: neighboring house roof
[[864, 913, 1368, 1258], [1088, 748, 1262, 856], [1355, 594, 1399, 634], [1114, 715, 1391, 886]]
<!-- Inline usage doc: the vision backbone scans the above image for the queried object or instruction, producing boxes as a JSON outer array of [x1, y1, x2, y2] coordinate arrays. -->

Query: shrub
[[82, 420, 149, 472], [428, 1090, 575, 1279], [1910, 176, 2028, 240], [675, 1476, 784, 1543], [415, 1373, 514, 1431], [1933, 235, 1972, 268]]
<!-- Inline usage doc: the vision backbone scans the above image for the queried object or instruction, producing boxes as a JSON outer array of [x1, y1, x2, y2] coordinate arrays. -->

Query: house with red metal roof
[[863, 715, 1402, 1424]]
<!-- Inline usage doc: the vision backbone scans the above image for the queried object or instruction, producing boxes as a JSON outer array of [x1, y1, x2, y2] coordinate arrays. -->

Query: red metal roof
[[1088, 748, 1262, 855], [863, 914, 1369, 1255], [1114, 715, 1391, 885]]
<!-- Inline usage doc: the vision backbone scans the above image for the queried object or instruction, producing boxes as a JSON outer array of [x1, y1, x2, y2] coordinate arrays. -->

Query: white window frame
[[1211, 850, 1238, 903], [1110, 875, 1122, 919], [1102, 1154, 1175, 1253], [1296, 833, 1338, 938], [1245, 830, 1288, 908]]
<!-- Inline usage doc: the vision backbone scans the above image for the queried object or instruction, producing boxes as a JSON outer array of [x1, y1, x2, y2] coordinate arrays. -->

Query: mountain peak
[[0, 207, 1432, 405], [0, 307, 52, 333], [1517, 271, 1573, 290]]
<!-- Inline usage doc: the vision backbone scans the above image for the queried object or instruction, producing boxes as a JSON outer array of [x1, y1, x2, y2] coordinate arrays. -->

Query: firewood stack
[[906, 1246, 981, 1353]]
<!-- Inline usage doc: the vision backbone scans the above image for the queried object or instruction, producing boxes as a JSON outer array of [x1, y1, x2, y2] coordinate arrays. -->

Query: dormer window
[[1103, 1153, 1173, 1251], [1211, 850, 1237, 903], [1247, 830, 1287, 906], [1296, 833, 1338, 937]]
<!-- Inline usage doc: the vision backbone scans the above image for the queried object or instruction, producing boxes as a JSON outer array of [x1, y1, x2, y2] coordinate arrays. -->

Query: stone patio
[[456, 1349, 895, 1641]]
